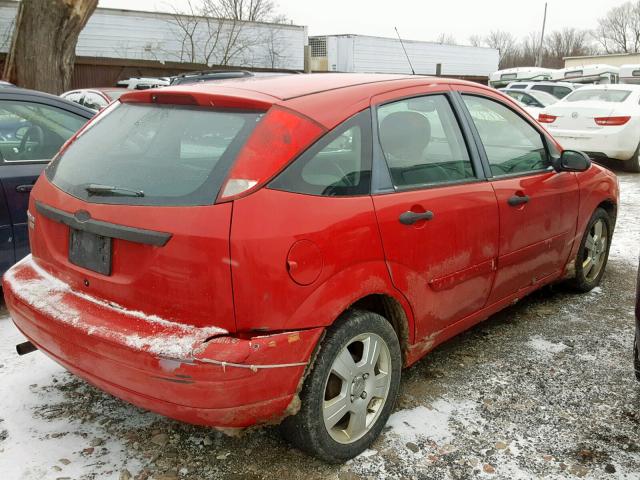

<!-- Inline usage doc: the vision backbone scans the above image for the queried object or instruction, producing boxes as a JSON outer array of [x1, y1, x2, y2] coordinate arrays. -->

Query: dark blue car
[[0, 87, 94, 275]]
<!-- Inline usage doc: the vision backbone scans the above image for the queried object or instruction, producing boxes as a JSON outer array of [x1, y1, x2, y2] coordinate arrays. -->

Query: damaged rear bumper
[[3, 256, 324, 428]]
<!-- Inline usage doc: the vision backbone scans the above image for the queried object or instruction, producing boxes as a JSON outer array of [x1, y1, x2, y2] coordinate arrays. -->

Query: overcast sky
[[98, 0, 626, 44]]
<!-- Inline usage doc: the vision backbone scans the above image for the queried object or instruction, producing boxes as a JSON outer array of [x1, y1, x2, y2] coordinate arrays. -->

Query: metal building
[[309, 34, 498, 81], [0, 1, 307, 71]]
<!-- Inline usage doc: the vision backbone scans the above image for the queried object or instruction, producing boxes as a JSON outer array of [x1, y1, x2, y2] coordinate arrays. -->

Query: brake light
[[594, 116, 631, 126], [217, 106, 326, 202], [538, 113, 557, 124]]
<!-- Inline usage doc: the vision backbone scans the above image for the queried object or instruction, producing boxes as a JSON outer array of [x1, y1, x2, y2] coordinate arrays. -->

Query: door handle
[[399, 210, 434, 225], [16, 184, 33, 193], [507, 195, 529, 207]]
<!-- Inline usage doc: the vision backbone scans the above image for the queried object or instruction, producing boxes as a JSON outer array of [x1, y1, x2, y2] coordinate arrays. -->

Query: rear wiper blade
[[85, 183, 145, 197]]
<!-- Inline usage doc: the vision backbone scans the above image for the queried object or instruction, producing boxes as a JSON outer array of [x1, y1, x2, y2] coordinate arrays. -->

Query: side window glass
[[0, 101, 86, 162], [269, 110, 371, 196], [462, 95, 550, 177], [532, 85, 552, 95], [83, 93, 108, 111], [377, 94, 474, 189], [63, 92, 83, 104]]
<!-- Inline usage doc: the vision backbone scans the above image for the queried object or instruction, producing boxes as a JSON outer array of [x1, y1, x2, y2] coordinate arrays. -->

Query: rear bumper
[[549, 127, 637, 161], [3, 256, 323, 428]]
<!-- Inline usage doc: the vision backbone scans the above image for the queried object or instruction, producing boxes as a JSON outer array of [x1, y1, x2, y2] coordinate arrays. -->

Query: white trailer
[[620, 64, 640, 84], [488, 67, 556, 88], [551, 64, 620, 84], [309, 34, 498, 78]]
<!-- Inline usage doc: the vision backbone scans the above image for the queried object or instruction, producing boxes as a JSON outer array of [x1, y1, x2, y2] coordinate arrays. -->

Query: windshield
[[565, 89, 631, 103], [46, 102, 263, 206]]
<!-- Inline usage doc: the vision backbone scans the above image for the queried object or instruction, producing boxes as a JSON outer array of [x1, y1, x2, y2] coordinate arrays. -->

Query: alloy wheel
[[582, 218, 608, 282], [322, 333, 392, 444]]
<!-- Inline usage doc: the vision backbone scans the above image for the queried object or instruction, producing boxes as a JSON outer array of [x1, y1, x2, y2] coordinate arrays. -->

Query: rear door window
[[565, 89, 631, 103], [269, 110, 372, 196], [377, 94, 475, 189], [462, 95, 550, 177], [0, 100, 87, 162], [82, 92, 108, 110], [46, 103, 263, 206]]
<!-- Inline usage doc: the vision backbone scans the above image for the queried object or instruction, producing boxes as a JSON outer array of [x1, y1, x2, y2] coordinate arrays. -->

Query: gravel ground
[[1, 172, 639, 480]]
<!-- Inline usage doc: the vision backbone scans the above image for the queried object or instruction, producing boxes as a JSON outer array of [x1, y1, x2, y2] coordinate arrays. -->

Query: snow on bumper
[[3, 256, 324, 428]]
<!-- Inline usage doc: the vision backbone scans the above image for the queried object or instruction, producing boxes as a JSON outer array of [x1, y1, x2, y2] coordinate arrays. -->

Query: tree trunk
[[3, 0, 98, 94]]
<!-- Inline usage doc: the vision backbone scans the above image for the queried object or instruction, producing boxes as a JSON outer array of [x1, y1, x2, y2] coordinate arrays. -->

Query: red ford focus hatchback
[[4, 74, 618, 462]]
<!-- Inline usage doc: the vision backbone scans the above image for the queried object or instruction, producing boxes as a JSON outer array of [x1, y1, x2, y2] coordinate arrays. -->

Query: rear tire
[[567, 208, 612, 293], [280, 310, 402, 463], [624, 143, 640, 173]]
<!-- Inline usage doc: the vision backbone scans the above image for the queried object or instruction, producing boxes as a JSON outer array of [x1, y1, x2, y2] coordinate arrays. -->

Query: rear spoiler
[[120, 88, 275, 111]]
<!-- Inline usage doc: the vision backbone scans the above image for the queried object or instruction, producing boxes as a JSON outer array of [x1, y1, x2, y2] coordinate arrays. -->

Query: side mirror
[[553, 150, 591, 173]]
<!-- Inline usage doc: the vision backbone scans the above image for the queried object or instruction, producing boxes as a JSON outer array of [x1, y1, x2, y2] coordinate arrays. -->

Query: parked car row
[[2, 73, 619, 463]]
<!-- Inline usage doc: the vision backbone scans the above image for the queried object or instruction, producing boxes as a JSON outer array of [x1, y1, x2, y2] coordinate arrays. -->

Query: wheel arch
[[348, 293, 412, 366], [597, 198, 618, 227]]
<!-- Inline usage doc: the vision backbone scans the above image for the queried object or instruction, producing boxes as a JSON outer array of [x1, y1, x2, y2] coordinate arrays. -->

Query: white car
[[505, 81, 580, 99], [500, 88, 559, 118], [539, 84, 640, 171]]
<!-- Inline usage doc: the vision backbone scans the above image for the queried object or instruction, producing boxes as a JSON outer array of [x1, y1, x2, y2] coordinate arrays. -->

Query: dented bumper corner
[[3, 256, 324, 428]]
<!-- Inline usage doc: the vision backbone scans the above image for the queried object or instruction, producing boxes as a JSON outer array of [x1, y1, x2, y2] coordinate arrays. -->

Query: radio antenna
[[395, 26, 415, 75]]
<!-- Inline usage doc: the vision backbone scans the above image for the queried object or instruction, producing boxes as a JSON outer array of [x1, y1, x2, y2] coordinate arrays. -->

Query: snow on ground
[[0, 318, 147, 479], [609, 174, 640, 265]]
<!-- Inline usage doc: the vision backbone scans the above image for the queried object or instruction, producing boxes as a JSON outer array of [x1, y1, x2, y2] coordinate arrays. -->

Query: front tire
[[634, 334, 640, 382], [568, 208, 612, 292], [280, 310, 402, 463]]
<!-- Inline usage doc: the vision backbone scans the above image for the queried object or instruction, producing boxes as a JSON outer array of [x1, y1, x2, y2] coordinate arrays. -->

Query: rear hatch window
[[565, 89, 631, 103], [46, 103, 263, 206]]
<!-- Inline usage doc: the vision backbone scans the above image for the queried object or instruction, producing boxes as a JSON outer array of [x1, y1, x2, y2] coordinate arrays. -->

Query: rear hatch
[[543, 88, 632, 133], [29, 93, 270, 333]]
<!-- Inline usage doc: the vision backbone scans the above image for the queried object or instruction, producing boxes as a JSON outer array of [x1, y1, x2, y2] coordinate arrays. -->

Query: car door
[[456, 87, 580, 303], [370, 87, 500, 341], [0, 98, 88, 263]]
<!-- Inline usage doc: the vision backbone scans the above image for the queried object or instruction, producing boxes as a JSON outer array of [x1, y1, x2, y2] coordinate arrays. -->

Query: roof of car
[[570, 84, 640, 91], [159, 73, 460, 101], [0, 87, 95, 117], [122, 73, 488, 129]]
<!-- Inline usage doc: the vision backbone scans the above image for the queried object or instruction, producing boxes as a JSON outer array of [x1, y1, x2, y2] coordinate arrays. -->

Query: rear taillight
[[538, 113, 557, 124], [217, 106, 326, 202], [594, 116, 631, 126]]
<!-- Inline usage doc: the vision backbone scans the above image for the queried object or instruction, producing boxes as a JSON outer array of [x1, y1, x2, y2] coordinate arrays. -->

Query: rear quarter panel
[[229, 188, 414, 340]]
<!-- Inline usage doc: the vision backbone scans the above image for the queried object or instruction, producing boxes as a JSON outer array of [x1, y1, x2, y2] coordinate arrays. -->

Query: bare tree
[[165, 0, 286, 67], [205, 0, 283, 22], [594, 1, 640, 53], [435, 33, 457, 45], [468, 35, 484, 47], [262, 25, 287, 68], [545, 28, 595, 68], [517, 32, 541, 67], [485, 30, 519, 69]]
